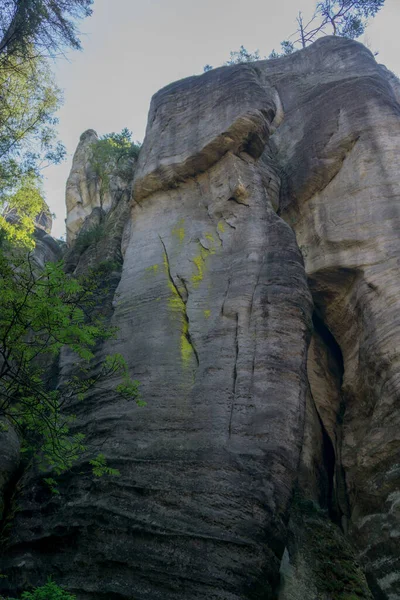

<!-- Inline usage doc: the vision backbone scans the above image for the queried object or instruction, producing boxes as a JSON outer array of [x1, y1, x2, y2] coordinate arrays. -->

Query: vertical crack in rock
[[228, 313, 240, 438], [249, 262, 263, 324], [249, 263, 263, 390], [4, 36, 398, 600], [220, 277, 231, 317], [159, 235, 199, 368], [310, 311, 350, 525], [176, 274, 189, 304]]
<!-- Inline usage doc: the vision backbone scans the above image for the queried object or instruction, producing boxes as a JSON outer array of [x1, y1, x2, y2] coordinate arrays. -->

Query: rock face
[[65, 129, 137, 245], [1, 37, 399, 600], [270, 40, 400, 598], [65, 129, 100, 244]]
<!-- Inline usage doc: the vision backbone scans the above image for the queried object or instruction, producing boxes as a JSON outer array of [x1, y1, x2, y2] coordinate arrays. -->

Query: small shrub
[[74, 222, 105, 252], [90, 128, 141, 201], [2, 578, 76, 600]]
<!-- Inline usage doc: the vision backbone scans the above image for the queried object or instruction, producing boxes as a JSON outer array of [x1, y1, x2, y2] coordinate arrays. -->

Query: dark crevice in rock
[[228, 313, 239, 438], [316, 410, 337, 519], [220, 276, 231, 316], [159, 236, 199, 367], [176, 274, 189, 304], [335, 402, 352, 531], [312, 311, 344, 385], [260, 107, 276, 123], [159, 237, 183, 301], [249, 263, 263, 324], [228, 195, 249, 207], [310, 310, 348, 526], [240, 131, 268, 158], [365, 571, 389, 600]]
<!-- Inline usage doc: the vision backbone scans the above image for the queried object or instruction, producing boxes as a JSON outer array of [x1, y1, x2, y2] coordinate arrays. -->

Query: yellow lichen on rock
[[172, 218, 185, 244], [191, 236, 217, 288], [180, 323, 193, 365], [163, 250, 194, 367], [146, 264, 159, 274], [191, 251, 207, 288]]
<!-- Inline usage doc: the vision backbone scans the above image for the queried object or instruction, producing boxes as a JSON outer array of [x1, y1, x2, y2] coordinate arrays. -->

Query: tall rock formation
[[0, 37, 399, 600], [65, 129, 100, 244]]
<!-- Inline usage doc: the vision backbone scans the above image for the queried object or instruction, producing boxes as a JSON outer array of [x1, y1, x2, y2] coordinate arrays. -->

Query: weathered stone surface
[[1, 36, 400, 600], [32, 227, 63, 269], [133, 65, 281, 202], [65, 129, 100, 244], [270, 37, 400, 598], [0, 154, 313, 600], [65, 129, 136, 245], [35, 204, 53, 234], [0, 64, 313, 600], [278, 497, 373, 600]]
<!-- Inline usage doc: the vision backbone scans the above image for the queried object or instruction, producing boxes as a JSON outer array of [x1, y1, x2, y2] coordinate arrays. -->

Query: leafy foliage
[[0, 245, 142, 475], [0, 53, 64, 244], [0, 0, 93, 62], [203, 45, 262, 71], [271, 0, 385, 57], [0, 0, 136, 498], [210, 0, 385, 67], [89, 453, 120, 477], [225, 45, 261, 65], [269, 40, 296, 59], [74, 222, 105, 253], [42, 477, 60, 495], [0, 175, 47, 247], [316, 0, 384, 38], [0, 0, 93, 244], [1, 577, 76, 599], [90, 128, 140, 203]]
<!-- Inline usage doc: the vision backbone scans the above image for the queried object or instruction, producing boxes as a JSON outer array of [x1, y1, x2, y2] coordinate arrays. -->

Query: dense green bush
[[2, 578, 76, 600], [74, 222, 105, 252], [0, 245, 142, 476], [90, 128, 141, 202]]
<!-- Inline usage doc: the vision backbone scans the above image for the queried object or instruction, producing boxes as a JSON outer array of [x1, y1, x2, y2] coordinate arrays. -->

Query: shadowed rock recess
[[1, 37, 399, 600]]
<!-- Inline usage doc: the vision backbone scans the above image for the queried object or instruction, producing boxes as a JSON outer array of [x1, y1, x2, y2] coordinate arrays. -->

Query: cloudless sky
[[44, 0, 400, 238]]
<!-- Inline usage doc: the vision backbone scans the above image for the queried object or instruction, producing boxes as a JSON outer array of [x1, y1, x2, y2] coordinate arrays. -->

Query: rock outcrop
[[270, 40, 400, 597], [1, 37, 399, 600], [65, 129, 100, 244], [65, 129, 137, 245]]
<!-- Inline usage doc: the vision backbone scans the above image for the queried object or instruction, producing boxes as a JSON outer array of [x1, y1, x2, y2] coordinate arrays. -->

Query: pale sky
[[44, 0, 400, 238]]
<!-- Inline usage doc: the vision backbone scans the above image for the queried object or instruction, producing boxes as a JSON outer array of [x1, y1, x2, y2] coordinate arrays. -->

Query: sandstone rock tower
[[1, 37, 399, 600]]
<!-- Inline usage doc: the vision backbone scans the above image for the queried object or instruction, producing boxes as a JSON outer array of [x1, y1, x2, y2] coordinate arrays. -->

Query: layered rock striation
[[1, 37, 399, 600]]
